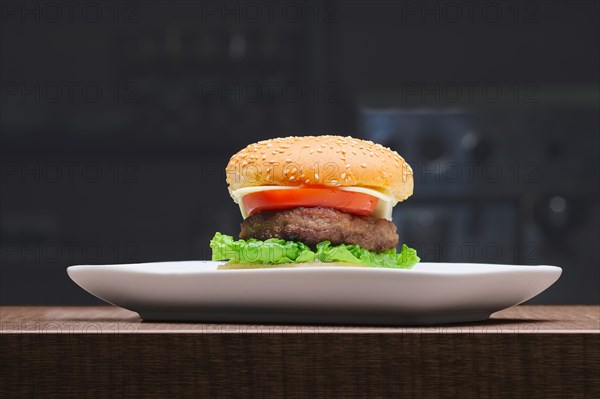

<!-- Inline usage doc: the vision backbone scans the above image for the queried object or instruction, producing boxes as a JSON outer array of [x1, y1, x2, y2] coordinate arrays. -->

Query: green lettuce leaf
[[210, 232, 419, 269]]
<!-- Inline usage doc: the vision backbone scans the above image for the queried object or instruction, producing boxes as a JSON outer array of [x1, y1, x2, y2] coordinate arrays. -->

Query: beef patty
[[239, 207, 399, 252]]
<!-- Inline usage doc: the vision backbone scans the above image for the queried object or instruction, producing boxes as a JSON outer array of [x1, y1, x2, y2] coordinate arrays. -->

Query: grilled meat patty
[[239, 206, 399, 252]]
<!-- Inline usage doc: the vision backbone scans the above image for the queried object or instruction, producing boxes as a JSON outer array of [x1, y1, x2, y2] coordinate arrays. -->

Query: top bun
[[226, 135, 413, 202]]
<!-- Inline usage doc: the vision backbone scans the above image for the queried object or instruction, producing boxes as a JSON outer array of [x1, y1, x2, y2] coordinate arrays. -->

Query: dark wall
[[1, 1, 598, 304]]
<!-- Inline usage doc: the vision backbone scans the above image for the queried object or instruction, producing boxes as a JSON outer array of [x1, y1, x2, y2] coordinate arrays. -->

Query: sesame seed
[[361, 163, 367, 168], [317, 149, 323, 153], [305, 179, 310, 184], [315, 173, 319, 180], [289, 176, 295, 181], [346, 164, 351, 168], [341, 172, 347, 179]]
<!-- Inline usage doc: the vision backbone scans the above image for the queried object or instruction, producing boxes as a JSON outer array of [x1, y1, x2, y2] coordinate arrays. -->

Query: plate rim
[[67, 261, 563, 277]]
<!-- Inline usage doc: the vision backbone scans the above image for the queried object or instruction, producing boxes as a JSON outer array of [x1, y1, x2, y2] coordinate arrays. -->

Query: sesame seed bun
[[226, 135, 414, 202]]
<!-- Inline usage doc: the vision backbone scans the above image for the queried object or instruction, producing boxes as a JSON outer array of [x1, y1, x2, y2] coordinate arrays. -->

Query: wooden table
[[1, 305, 599, 398]]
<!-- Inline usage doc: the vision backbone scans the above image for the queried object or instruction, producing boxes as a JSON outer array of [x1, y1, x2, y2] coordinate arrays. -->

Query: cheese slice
[[230, 186, 397, 220]]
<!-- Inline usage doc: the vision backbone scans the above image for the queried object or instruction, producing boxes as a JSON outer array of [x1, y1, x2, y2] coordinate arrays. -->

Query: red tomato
[[241, 188, 379, 217]]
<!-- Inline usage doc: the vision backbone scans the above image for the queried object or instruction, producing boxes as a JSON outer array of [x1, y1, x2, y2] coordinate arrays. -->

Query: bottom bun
[[217, 262, 364, 270]]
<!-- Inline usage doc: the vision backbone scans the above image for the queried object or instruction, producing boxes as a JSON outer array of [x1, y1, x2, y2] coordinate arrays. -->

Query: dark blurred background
[[1, 1, 598, 304]]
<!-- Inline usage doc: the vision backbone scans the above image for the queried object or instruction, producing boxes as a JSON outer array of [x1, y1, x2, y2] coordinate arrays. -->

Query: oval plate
[[67, 262, 561, 325]]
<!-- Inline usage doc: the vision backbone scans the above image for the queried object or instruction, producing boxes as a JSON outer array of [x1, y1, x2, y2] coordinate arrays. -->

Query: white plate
[[67, 261, 561, 325]]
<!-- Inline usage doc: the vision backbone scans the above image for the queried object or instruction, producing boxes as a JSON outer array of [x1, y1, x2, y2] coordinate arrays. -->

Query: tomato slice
[[241, 188, 379, 217]]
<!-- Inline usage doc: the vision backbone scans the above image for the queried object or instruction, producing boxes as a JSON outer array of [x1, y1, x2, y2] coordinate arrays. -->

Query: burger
[[210, 135, 419, 268]]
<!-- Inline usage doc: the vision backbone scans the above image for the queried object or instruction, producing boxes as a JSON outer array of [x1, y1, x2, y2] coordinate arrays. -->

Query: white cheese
[[230, 186, 396, 220]]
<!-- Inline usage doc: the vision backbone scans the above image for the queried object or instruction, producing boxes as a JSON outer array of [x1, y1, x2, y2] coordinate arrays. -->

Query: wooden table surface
[[2, 305, 599, 398]]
